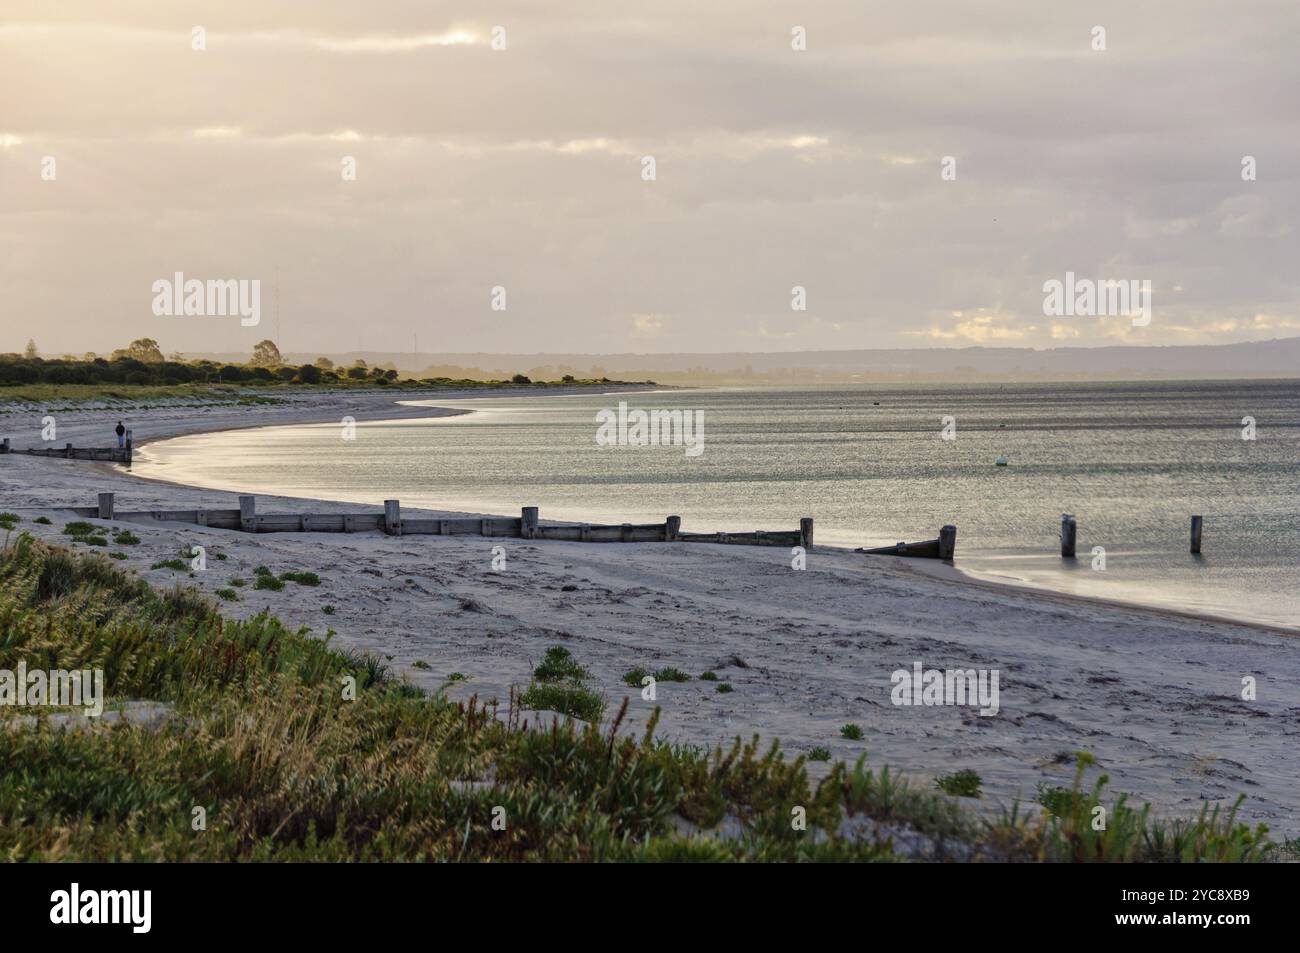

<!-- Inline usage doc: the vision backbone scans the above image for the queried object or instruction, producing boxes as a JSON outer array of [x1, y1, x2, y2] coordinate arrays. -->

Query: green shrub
[[936, 770, 983, 798], [215, 588, 238, 601], [716, 683, 733, 694], [841, 724, 864, 740], [150, 558, 188, 571], [699, 671, 718, 681], [279, 571, 320, 587], [653, 667, 691, 683], [533, 645, 587, 682], [34, 516, 52, 525], [622, 667, 649, 687], [254, 575, 285, 592], [518, 682, 606, 722], [808, 747, 832, 761]]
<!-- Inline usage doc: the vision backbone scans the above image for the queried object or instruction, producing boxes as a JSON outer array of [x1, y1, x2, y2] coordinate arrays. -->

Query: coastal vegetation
[[0, 536, 1279, 862], [0, 339, 647, 404]]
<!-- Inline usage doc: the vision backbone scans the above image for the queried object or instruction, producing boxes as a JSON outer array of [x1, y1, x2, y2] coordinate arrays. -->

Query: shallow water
[[132, 380, 1300, 629]]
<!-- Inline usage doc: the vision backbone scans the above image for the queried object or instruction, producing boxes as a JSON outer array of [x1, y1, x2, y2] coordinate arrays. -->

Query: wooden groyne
[[1, 433, 132, 464], [1059, 514, 1206, 557], [857, 524, 956, 561], [63, 494, 815, 549]]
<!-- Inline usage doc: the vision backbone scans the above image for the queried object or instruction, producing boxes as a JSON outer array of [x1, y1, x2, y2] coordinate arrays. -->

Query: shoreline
[[7, 384, 1296, 636], [3, 388, 1298, 836], [117, 390, 1296, 638]]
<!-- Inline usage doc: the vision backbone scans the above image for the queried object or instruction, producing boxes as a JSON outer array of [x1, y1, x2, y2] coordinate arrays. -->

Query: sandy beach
[[2, 388, 1296, 840]]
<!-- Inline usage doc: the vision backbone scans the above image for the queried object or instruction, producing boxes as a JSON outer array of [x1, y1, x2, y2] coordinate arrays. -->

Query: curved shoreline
[[6, 388, 1299, 835], [112, 391, 1297, 638]]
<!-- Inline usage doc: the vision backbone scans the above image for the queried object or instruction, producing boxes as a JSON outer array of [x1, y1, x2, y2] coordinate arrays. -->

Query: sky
[[2, 0, 1298, 358]]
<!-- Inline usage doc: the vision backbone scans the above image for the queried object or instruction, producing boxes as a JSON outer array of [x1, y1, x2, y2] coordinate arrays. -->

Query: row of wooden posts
[[0, 434, 133, 464], [70, 493, 818, 549], [1059, 513, 1204, 556]]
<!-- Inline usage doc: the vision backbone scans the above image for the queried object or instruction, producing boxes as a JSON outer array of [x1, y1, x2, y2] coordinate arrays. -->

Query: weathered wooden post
[[666, 515, 681, 541], [97, 492, 115, 520], [521, 506, 539, 539], [239, 495, 257, 533], [1, 437, 9, 454], [1060, 514, 1077, 558], [124, 430, 133, 464], [799, 517, 814, 549], [64, 442, 73, 458], [938, 524, 957, 561], [384, 500, 401, 536], [1190, 515, 1203, 555]]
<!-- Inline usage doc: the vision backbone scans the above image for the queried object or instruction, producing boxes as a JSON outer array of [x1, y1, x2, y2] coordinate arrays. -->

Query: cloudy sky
[[2, 0, 1298, 357]]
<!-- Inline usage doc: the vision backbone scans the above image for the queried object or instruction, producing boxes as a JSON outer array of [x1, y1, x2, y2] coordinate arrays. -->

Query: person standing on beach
[[115, 421, 126, 448]]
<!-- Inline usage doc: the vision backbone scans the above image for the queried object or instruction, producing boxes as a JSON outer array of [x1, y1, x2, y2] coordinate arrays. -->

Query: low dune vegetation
[[0, 535, 1279, 862]]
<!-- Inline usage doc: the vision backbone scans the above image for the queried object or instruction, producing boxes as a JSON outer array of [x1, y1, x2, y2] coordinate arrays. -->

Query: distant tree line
[[0, 338, 401, 387], [2, 339, 634, 389]]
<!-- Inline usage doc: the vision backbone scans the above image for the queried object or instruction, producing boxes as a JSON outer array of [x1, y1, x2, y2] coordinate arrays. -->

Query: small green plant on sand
[[936, 770, 983, 798], [716, 683, 733, 694], [808, 747, 832, 761], [518, 682, 605, 722], [280, 570, 321, 587], [841, 724, 864, 740], [254, 574, 285, 592], [699, 671, 718, 681], [622, 667, 648, 687], [521, 646, 604, 722], [533, 646, 587, 682], [215, 588, 238, 601], [151, 558, 188, 572], [653, 667, 691, 683]]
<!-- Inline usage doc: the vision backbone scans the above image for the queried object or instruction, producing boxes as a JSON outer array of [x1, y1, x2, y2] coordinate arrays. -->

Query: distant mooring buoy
[[995, 454, 1009, 466]]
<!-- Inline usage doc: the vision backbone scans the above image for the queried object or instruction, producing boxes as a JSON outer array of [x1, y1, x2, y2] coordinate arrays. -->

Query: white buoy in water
[[995, 454, 1009, 466]]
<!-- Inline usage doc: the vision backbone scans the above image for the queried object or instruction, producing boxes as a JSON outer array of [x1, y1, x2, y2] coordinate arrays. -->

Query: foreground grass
[[0, 537, 1278, 862]]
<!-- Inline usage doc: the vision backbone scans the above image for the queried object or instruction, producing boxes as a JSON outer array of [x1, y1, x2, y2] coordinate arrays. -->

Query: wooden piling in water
[[97, 492, 114, 520], [384, 500, 401, 536], [521, 506, 539, 539], [239, 495, 256, 533], [800, 517, 814, 549], [938, 524, 957, 561], [1191, 515, 1203, 554], [1060, 514, 1077, 558]]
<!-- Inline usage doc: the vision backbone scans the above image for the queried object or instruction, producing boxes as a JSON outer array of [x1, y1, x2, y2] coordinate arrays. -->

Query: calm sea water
[[133, 381, 1300, 629]]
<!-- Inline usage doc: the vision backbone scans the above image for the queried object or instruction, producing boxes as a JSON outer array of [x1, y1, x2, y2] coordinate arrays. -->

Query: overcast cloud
[[2, 0, 1298, 356]]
